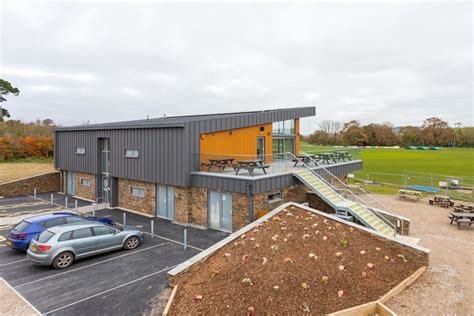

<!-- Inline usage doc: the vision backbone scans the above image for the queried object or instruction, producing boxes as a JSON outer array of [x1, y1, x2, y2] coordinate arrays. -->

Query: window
[[268, 191, 282, 203], [65, 217, 85, 224], [272, 120, 295, 135], [43, 218, 67, 228], [13, 221, 31, 231], [72, 228, 93, 239], [93, 226, 116, 236], [58, 231, 73, 242], [80, 178, 91, 187], [125, 149, 139, 158], [75, 147, 86, 155], [131, 187, 145, 198], [37, 230, 55, 243]]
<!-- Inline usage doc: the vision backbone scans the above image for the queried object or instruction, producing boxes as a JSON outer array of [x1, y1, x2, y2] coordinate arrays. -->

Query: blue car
[[6, 212, 114, 251]]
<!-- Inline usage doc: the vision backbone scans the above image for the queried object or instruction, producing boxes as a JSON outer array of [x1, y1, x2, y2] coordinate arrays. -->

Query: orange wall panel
[[200, 124, 273, 163]]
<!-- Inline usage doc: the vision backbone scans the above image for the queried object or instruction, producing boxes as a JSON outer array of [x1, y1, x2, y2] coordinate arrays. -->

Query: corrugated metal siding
[[190, 160, 363, 194], [54, 128, 186, 186]]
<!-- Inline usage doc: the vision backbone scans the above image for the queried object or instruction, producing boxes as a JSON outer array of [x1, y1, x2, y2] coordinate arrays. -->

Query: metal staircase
[[292, 155, 397, 237]]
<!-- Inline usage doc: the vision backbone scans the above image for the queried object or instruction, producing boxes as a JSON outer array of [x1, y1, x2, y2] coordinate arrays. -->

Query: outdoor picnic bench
[[429, 195, 454, 208], [202, 158, 235, 172], [292, 155, 318, 167], [448, 212, 474, 229], [334, 151, 352, 162], [398, 189, 421, 201], [233, 160, 270, 175], [453, 202, 474, 213], [317, 153, 338, 164]]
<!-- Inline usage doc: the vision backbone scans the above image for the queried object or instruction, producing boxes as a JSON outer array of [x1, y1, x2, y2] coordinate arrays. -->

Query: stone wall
[[188, 187, 208, 226], [0, 171, 60, 198], [253, 184, 308, 216], [74, 172, 96, 201], [174, 186, 191, 223], [118, 178, 156, 216]]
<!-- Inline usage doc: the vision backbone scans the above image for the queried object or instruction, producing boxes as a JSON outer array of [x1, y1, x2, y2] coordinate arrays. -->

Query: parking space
[[0, 197, 229, 315]]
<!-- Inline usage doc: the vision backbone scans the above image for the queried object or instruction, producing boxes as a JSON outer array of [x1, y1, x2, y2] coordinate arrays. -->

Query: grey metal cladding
[[54, 107, 315, 187], [190, 160, 363, 194], [54, 128, 186, 186]]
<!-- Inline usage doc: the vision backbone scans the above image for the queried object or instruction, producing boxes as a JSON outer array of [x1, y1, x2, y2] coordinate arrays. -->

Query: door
[[208, 191, 232, 232], [71, 227, 96, 256], [66, 171, 75, 195], [156, 185, 174, 220], [257, 137, 265, 161], [93, 226, 121, 250]]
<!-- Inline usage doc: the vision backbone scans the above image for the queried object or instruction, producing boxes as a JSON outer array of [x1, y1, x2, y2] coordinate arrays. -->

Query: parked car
[[27, 221, 144, 269], [6, 212, 114, 251]]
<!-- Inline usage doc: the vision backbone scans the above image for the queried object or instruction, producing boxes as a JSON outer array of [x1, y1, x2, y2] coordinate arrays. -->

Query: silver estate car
[[27, 221, 144, 269]]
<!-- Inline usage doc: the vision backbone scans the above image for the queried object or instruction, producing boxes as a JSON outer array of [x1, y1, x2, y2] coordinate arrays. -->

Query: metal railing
[[292, 152, 398, 236]]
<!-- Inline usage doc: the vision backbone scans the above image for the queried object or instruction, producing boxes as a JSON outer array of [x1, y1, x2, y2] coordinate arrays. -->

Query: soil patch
[[168, 206, 427, 315]]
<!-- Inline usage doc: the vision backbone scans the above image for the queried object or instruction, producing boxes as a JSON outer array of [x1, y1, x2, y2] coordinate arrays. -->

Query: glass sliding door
[[156, 185, 174, 220], [208, 191, 233, 232], [66, 171, 75, 195], [257, 136, 265, 161]]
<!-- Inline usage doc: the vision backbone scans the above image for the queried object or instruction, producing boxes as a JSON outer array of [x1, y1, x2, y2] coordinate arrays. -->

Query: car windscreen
[[37, 230, 55, 243], [13, 221, 31, 231]]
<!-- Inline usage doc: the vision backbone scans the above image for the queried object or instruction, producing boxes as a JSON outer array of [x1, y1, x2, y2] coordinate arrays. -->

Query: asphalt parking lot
[[0, 195, 228, 315]]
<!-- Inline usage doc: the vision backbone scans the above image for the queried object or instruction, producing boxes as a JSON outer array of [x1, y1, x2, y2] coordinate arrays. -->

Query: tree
[[319, 120, 342, 144], [341, 120, 367, 146], [0, 79, 20, 121], [420, 117, 454, 146], [399, 126, 421, 146]]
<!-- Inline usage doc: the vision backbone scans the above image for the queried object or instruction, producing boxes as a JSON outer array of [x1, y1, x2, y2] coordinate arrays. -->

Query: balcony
[[192, 149, 362, 178]]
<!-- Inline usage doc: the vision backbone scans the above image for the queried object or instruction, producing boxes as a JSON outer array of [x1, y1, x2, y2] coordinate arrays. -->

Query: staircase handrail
[[290, 152, 397, 236], [301, 151, 395, 216]]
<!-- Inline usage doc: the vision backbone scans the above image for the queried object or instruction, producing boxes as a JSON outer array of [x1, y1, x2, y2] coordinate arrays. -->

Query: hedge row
[[0, 136, 54, 160]]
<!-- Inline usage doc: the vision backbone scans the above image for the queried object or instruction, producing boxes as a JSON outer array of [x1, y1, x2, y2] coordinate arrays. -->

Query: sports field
[[300, 142, 474, 197]]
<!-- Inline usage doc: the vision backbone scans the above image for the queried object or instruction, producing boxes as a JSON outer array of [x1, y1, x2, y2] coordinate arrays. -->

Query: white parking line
[[0, 258, 29, 267], [143, 231, 204, 251], [14, 243, 166, 288], [42, 264, 177, 315]]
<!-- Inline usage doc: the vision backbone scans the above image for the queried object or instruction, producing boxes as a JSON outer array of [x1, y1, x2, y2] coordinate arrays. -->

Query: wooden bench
[[398, 189, 421, 201], [233, 163, 271, 175], [448, 212, 474, 229]]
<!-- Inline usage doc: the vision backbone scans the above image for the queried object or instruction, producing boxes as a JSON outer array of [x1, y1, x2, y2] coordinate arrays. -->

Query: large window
[[156, 185, 174, 220], [272, 120, 295, 135], [208, 191, 232, 232]]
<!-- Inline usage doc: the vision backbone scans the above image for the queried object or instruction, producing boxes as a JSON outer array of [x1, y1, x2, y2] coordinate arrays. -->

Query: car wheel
[[124, 236, 140, 250], [53, 252, 74, 269]]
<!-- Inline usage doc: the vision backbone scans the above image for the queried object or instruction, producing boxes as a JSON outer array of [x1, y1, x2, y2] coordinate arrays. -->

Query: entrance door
[[156, 185, 174, 220], [257, 137, 265, 161], [208, 191, 232, 232], [66, 171, 75, 195]]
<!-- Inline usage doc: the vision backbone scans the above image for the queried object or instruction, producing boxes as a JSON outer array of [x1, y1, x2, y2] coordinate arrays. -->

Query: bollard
[[50, 193, 54, 206], [74, 200, 78, 211], [93, 203, 96, 217], [183, 229, 187, 250], [65, 197, 68, 209], [151, 220, 154, 239], [33, 188, 37, 200], [123, 213, 126, 226]]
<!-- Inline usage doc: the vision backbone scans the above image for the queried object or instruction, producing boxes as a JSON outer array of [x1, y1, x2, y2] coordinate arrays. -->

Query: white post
[[151, 220, 154, 238], [74, 200, 78, 211], [93, 204, 96, 217], [33, 188, 37, 200], [123, 213, 126, 226], [50, 193, 54, 206], [65, 197, 68, 209], [183, 229, 187, 250]]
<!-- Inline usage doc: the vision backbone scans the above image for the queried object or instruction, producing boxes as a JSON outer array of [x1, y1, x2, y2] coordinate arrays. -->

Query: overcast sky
[[1, 1, 472, 133]]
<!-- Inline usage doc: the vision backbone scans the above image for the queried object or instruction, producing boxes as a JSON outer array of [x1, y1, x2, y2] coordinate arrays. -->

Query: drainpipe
[[245, 182, 254, 224]]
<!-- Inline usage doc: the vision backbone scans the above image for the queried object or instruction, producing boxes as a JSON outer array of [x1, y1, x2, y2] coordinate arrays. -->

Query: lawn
[[300, 142, 474, 198], [0, 158, 55, 183]]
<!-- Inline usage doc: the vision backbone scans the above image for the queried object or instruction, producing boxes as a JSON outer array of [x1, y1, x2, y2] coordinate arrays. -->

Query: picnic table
[[448, 212, 474, 229], [234, 159, 270, 175], [429, 195, 453, 208], [398, 189, 422, 201], [292, 155, 319, 167], [453, 202, 474, 213], [317, 153, 338, 164], [204, 158, 235, 172], [334, 151, 352, 162]]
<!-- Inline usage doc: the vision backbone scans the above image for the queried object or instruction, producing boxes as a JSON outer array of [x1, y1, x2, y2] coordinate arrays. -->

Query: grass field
[[300, 142, 474, 198], [0, 158, 54, 183]]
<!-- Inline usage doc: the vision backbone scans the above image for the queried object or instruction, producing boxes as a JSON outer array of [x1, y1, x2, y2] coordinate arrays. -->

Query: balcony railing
[[193, 148, 360, 177]]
